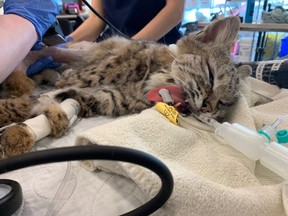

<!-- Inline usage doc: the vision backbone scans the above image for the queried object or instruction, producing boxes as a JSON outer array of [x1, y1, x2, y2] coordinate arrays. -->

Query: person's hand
[[4, 0, 59, 42], [26, 44, 61, 77], [27, 56, 61, 77], [56, 35, 74, 48]]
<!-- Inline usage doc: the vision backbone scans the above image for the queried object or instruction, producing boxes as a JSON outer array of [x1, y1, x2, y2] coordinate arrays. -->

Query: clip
[[155, 102, 179, 125]]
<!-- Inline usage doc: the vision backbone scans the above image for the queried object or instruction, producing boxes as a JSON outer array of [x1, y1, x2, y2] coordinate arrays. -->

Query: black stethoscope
[[0, 179, 22, 216], [0, 145, 173, 216], [81, 0, 129, 39]]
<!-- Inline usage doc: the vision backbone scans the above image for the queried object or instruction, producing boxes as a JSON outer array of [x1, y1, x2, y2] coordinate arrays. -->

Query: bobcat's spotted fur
[[0, 17, 248, 157]]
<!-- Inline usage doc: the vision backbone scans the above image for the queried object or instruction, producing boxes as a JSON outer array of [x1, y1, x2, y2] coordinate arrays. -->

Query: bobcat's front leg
[[54, 87, 134, 117], [0, 102, 70, 158], [0, 123, 35, 158], [0, 96, 37, 127], [42, 103, 70, 137]]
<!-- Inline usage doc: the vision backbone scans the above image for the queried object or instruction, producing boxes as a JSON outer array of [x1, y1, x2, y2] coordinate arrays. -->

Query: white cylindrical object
[[215, 122, 268, 160], [216, 122, 288, 180], [60, 99, 80, 120], [24, 115, 51, 141], [24, 99, 80, 141], [260, 142, 288, 180]]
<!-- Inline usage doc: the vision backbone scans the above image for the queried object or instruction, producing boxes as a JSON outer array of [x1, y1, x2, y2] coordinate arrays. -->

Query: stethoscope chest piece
[[0, 179, 22, 216]]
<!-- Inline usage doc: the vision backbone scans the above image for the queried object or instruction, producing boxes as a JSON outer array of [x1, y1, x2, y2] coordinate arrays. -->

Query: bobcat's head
[[171, 16, 244, 121]]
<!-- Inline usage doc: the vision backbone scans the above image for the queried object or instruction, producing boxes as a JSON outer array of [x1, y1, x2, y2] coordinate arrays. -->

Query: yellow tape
[[155, 102, 179, 125]]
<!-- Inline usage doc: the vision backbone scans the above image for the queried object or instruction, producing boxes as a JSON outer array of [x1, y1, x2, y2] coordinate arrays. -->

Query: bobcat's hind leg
[[0, 102, 70, 158], [42, 103, 70, 137], [54, 88, 95, 117], [33, 96, 70, 137], [0, 123, 35, 158], [0, 95, 37, 127], [54, 87, 132, 117]]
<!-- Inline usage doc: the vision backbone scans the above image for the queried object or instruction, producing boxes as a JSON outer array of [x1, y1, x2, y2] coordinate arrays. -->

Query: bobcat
[[0, 16, 248, 157]]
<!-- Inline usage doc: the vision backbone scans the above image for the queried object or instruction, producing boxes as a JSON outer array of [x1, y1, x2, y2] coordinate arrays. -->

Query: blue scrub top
[[99, 0, 182, 44]]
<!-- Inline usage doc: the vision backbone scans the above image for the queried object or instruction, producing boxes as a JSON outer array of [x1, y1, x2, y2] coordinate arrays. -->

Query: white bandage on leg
[[59, 98, 80, 126], [24, 99, 80, 141], [24, 115, 51, 141]]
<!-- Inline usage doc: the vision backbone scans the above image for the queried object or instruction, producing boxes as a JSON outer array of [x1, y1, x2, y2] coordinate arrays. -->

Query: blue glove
[[56, 35, 74, 48], [27, 34, 74, 76], [4, 0, 59, 42], [27, 44, 61, 77]]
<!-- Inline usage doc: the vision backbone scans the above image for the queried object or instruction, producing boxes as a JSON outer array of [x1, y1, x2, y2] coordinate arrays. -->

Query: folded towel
[[76, 77, 288, 216]]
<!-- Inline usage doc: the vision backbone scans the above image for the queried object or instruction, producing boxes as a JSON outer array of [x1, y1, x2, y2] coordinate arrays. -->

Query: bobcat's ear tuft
[[195, 16, 240, 48]]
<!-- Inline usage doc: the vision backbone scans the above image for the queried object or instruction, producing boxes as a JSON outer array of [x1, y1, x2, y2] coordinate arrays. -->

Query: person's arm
[[132, 0, 185, 41], [69, 0, 106, 42], [0, 14, 37, 83], [0, 0, 58, 83]]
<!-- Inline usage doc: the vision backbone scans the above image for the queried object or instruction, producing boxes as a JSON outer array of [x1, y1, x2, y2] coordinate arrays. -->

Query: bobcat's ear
[[195, 16, 240, 47], [236, 64, 252, 79]]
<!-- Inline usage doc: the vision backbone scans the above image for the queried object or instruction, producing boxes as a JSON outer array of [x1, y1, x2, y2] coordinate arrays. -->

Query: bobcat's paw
[[0, 123, 35, 158], [43, 104, 69, 137]]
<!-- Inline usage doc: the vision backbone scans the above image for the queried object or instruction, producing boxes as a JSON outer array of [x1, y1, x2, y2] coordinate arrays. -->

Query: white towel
[[76, 77, 288, 216]]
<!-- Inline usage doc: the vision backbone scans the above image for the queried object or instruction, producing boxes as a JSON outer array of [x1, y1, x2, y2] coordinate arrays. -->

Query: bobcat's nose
[[201, 92, 219, 113], [201, 101, 212, 113]]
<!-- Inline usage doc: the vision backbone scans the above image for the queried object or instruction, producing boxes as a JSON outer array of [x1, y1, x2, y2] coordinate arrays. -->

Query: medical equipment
[[155, 99, 288, 180], [0, 145, 173, 216], [215, 120, 288, 180], [42, 23, 67, 46], [23, 98, 80, 143], [0, 179, 22, 216]]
